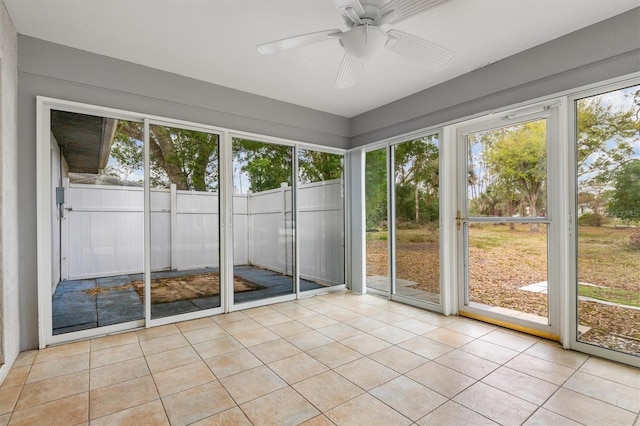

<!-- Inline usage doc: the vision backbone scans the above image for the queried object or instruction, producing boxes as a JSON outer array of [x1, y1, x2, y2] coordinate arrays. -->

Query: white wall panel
[[65, 180, 344, 285]]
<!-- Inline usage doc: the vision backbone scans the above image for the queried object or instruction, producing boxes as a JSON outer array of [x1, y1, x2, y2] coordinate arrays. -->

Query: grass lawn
[[577, 225, 640, 293]]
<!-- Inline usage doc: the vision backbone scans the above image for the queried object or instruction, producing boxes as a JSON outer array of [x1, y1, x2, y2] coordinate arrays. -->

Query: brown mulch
[[366, 238, 639, 354], [577, 301, 640, 351], [131, 273, 264, 304], [366, 240, 440, 294], [84, 273, 264, 304]]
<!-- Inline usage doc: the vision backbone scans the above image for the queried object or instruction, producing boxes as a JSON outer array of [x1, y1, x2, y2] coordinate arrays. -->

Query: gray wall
[[17, 36, 351, 350], [0, 0, 19, 375], [351, 7, 640, 146]]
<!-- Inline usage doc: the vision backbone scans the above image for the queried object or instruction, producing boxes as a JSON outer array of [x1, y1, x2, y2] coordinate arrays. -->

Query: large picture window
[[575, 84, 640, 357]]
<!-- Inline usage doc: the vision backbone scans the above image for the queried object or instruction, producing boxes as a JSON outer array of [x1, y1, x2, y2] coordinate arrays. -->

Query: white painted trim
[[230, 294, 297, 311], [348, 150, 366, 294], [47, 320, 145, 346], [221, 131, 233, 314], [390, 294, 444, 313], [388, 144, 396, 299], [300, 285, 347, 297], [143, 119, 151, 327], [545, 102, 565, 339], [36, 97, 53, 348], [293, 148, 300, 298], [146, 308, 225, 328], [441, 125, 457, 316]]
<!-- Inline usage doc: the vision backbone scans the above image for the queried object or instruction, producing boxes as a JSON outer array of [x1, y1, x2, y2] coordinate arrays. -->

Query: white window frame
[[567, 77, 640, 366]]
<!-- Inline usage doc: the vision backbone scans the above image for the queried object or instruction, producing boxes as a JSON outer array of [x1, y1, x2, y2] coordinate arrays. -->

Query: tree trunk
[[150, 131, 189, 190], [529, 193, 539, 232], [415, 184, 420, 223], [507, 201, 515, 230]]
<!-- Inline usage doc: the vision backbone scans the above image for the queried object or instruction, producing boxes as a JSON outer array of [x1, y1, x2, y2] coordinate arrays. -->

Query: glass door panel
[[148, 124, 220, 319], [392, 136, 441, 304], [298, 149, 345, 291], [462, 118, 552, 328], [231, 138, 294, 304], [365, 148, 389, 294], [50, 110, 144, 335], [575, 85, 640, 357]]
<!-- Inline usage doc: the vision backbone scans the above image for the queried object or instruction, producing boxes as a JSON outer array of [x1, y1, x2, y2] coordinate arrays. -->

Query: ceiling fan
[[257, 0, 455, 89]]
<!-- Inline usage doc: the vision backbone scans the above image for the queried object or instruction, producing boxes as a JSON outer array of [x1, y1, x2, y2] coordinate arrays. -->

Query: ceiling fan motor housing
[[339, 24, 388, 59]]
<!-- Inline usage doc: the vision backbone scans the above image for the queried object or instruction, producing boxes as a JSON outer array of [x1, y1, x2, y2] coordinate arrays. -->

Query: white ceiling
[[5, 0, 639, 117]]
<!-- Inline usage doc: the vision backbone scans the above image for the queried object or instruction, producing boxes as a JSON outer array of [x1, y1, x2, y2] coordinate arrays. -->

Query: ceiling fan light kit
[[257, 0, 456, 88], [340, 24, 388, 60]]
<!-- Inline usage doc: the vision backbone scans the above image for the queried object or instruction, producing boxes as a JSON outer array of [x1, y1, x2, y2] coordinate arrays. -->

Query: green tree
[[484, 121, 547, 231], [233, 139, 293, 192], [394, 138, 439, 224], [111, 122, 219, 191], [298, 150, 343, 183], [365, 149, 387, 229], [607, 159, 640, 224], [577, 96, 639, 181], [576, 89, 639, 225]]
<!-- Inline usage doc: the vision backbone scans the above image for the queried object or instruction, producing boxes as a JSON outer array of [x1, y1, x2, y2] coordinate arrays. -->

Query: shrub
[[577, 213, 609, 227], [630, 229, 640, 250]]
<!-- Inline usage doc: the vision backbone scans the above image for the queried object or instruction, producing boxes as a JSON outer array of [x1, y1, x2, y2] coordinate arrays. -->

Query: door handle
[[456, 210, 466, 230]]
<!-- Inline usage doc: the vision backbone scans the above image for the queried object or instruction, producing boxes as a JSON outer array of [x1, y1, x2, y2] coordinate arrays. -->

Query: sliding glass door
[[50, 110, 145, 336], [147, 123, 221, 320], [365, 147, 390, 295], [364, 134, 442, 310], [392, 136, 441, 305], [298, 149, 346, 293], [230, 138, 295, 305], [40, 100, 347, 346]]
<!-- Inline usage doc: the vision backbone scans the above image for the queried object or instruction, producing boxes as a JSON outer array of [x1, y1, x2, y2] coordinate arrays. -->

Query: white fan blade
[[386, 29, 454, 71], [381, 0, 451, 24], [333, 0, 365, 17], [335, 53, 363, 89], [257, 29, 342, 55]]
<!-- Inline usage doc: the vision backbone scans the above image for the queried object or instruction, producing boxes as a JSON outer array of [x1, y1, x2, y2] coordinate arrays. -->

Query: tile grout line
[[137, 335, 171, 425]]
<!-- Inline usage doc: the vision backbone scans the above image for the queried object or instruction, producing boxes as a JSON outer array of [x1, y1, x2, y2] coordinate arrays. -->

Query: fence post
[[170, 183, 177, 270], [281, 182, 288, 275]]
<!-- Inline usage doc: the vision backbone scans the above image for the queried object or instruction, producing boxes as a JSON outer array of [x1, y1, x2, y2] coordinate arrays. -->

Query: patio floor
[[52, 266, 326, 335]]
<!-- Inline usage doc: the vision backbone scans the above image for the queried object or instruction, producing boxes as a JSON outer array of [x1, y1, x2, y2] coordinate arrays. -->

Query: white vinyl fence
[[63, 179, 344, 285]]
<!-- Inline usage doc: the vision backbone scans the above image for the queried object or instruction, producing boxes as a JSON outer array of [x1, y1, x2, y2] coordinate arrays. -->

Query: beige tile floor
[[1, 292, 639, 425]]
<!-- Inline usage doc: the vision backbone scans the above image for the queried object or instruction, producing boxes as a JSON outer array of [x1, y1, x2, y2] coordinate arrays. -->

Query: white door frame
[[454, 101, 566, 341]]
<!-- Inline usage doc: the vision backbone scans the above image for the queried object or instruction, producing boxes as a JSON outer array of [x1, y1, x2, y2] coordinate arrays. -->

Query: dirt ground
[[366, 224, 639, 354], [366, 240, 440, 294]]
